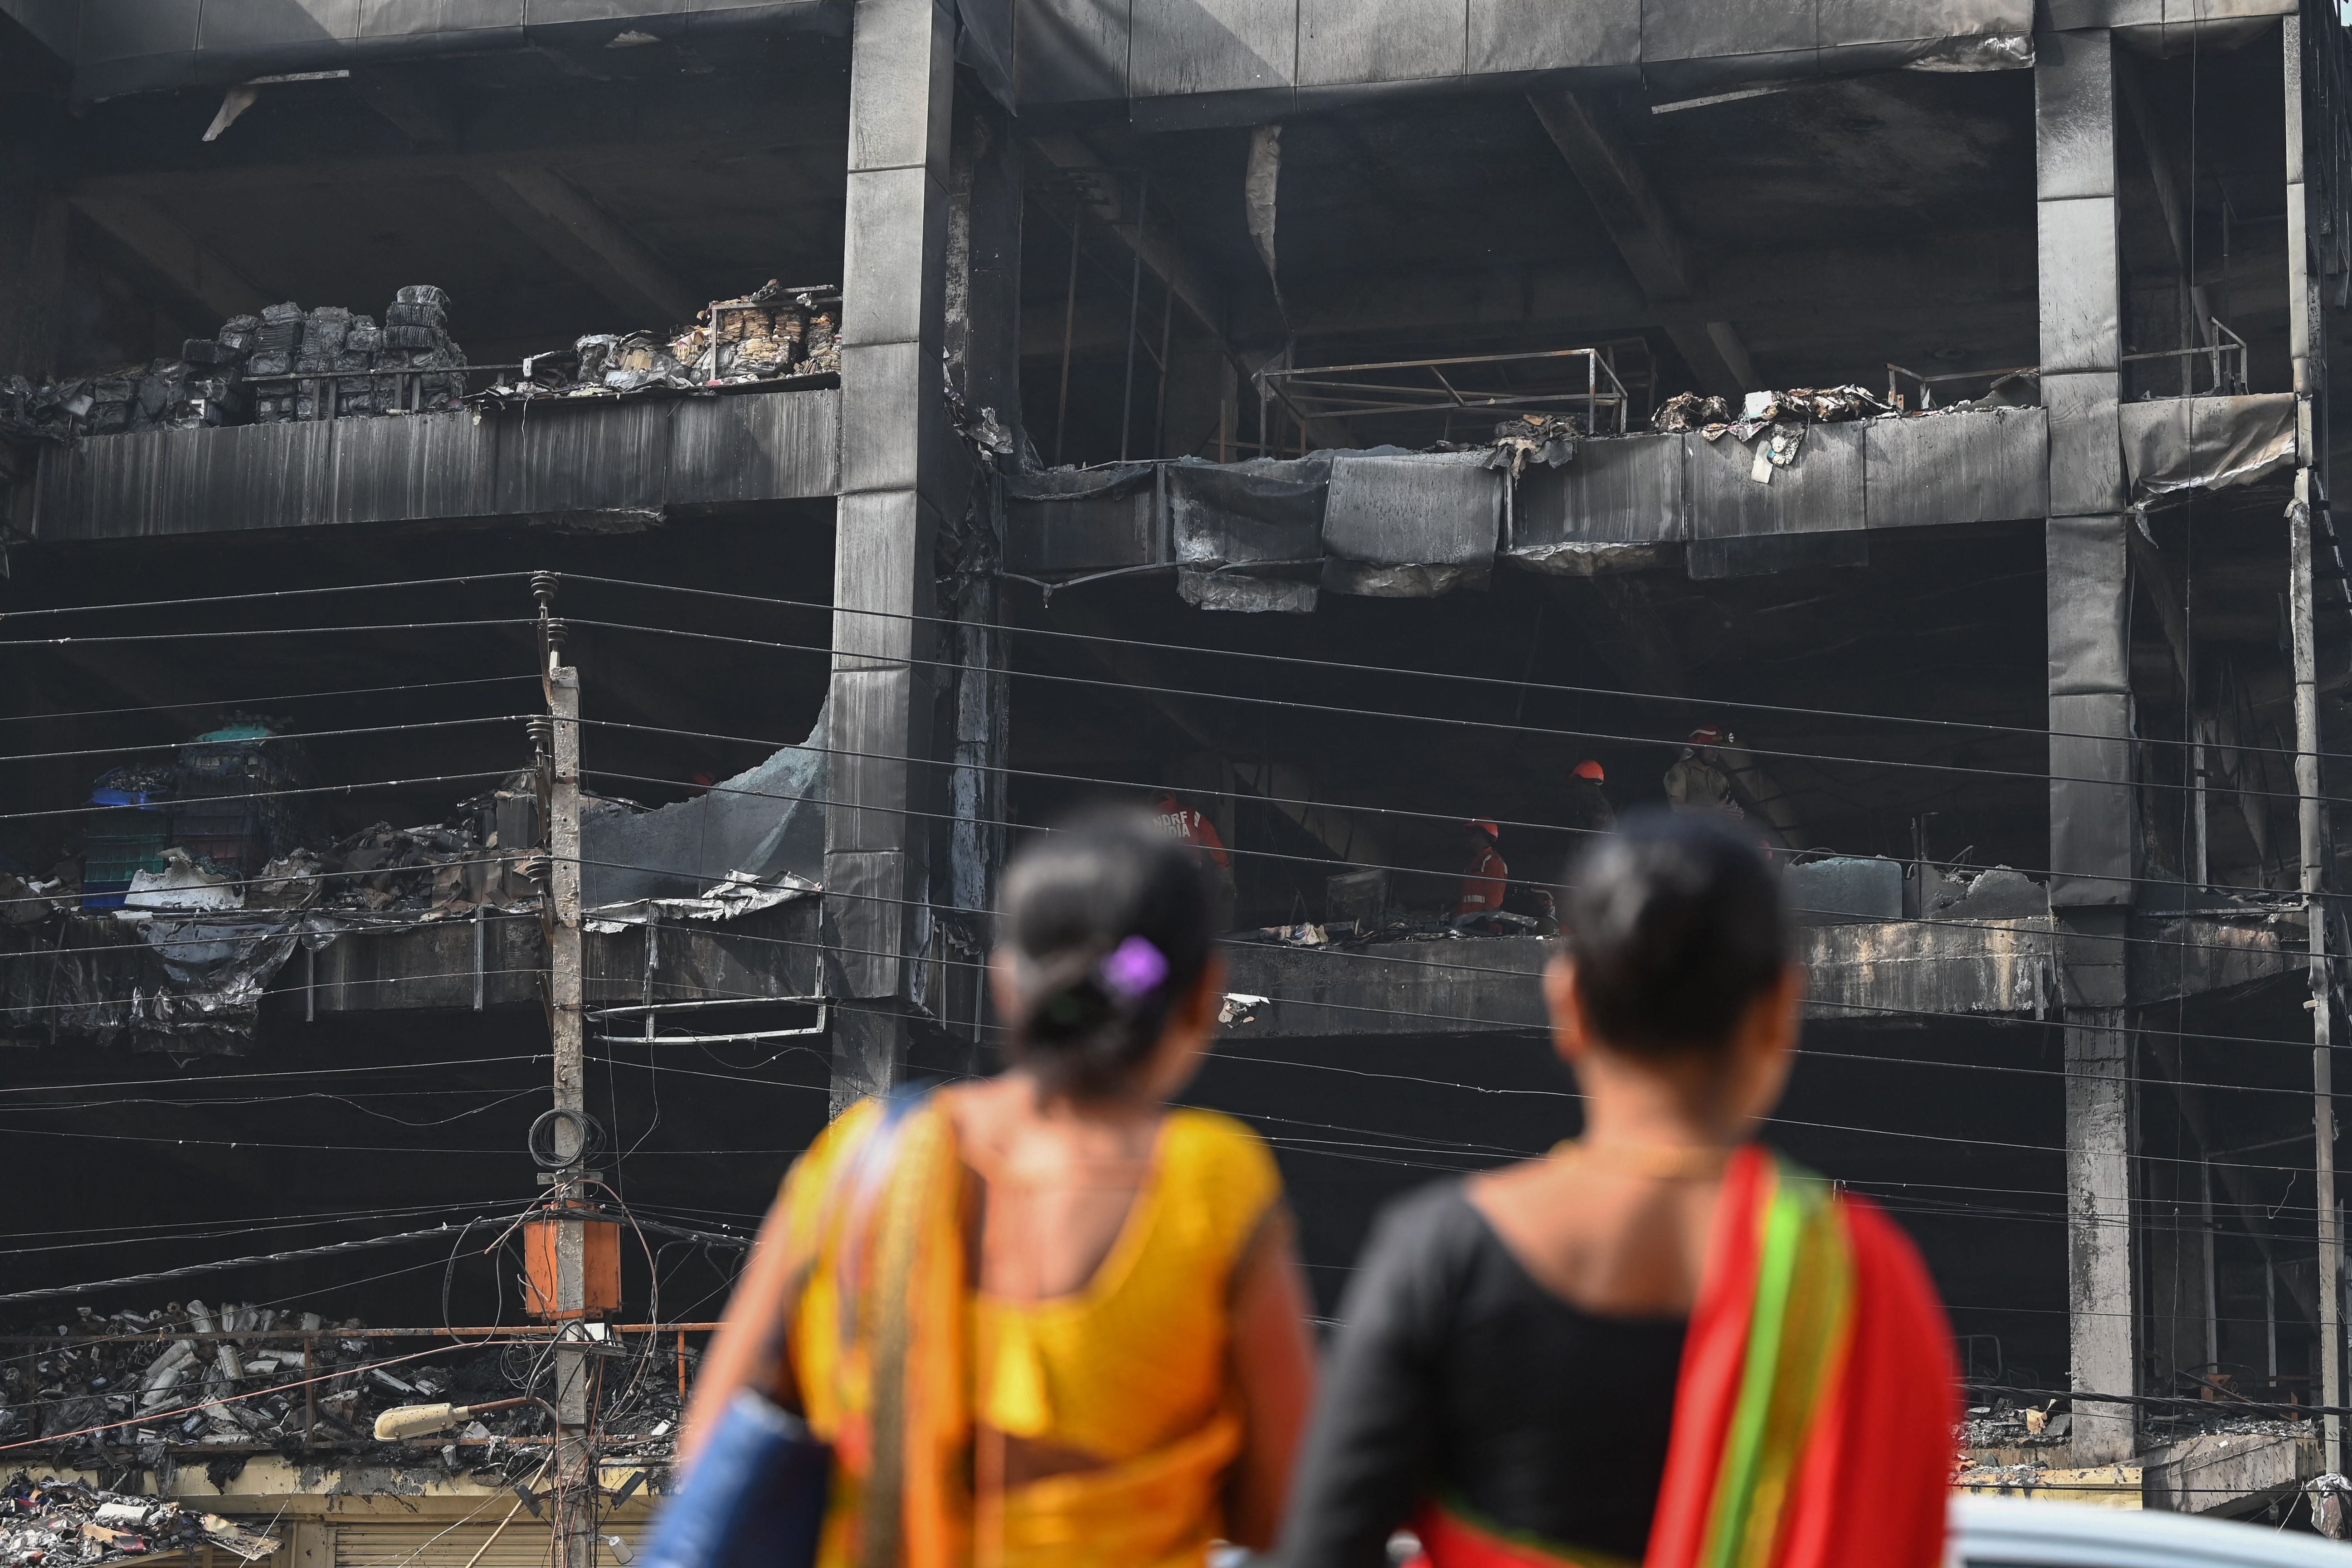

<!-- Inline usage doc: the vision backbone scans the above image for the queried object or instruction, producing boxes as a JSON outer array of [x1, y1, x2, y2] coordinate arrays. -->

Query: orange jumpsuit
[[1457, 843, 1508, 918], [1155, 801, 1232, 870]]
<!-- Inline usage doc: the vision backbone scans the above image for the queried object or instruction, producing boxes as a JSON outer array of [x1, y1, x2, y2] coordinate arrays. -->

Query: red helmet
[[1686, 726, 1725, 746], [1467, 818, 1500, 839], [1571, 759, 1605, 782]]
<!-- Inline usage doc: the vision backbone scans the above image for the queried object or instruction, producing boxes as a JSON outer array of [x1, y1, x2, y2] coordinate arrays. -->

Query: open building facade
[[0, 0, 2350, 1549]]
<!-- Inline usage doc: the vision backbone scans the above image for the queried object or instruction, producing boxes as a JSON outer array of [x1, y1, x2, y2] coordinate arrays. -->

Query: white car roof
[[1953, 1497, 2352, 1568]]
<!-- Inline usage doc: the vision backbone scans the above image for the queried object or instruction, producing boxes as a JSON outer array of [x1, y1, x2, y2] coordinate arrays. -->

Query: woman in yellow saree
[[680, 811, 1318, 1568]]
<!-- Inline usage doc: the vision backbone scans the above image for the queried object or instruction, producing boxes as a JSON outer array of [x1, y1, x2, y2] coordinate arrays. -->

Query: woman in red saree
[[1279, 809, 1957, 1568]]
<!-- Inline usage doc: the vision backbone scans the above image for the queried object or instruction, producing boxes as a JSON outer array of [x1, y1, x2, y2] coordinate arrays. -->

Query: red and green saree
[[1415, 1146, 1957, 1568]]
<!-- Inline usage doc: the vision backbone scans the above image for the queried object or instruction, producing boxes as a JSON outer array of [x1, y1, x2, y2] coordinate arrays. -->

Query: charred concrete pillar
[[941, 94, 1023, 1043], [826, 0, 964, 1110], [2284, 11, 2342, 1472], [2038, 25, 2139, 1466]]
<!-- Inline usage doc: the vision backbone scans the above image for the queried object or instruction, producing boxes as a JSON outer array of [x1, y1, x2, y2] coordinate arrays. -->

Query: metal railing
[[1255, 346, 1636, 454], [1884, 362, 2040, 412], [1887, 320, 2249, 412], [2121, 319, 2250, 396]]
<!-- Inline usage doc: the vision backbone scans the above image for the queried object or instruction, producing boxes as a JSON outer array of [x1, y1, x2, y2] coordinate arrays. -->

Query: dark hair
[[1560, 808, 1791, 1052], [998, 809, 1217, 1095]]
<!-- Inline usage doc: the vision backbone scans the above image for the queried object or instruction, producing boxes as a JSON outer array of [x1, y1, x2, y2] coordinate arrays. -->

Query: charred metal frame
[[1255, 346, 1635, 454]]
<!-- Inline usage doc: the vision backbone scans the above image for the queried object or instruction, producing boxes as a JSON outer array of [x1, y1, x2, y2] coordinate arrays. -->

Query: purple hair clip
[[1098, 935, 1170, 1000]]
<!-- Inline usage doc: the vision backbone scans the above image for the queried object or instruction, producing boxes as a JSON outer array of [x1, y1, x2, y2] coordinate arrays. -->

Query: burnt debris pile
[[0, 281, 840, 442], [1, 1475, 279, 1568], [477, 279, 840, 405], [0, 287, 467, 443], [0, 1299, 685, 1469]]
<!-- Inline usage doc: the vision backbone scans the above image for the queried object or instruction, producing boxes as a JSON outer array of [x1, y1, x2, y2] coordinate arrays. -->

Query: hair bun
[[998, 809, 1217, 1096]]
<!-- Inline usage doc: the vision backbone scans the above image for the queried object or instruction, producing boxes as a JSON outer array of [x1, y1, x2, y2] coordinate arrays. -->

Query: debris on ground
[[0, 1475, 279, 1567], [0, 1300, 684, 1475], [1959, 1403, 2071, 1449], [1951, 1459, 2052, 1490]]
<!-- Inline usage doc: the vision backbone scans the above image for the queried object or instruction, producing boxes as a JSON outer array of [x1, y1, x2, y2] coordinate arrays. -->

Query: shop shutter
[[331, 1519, 645, 1568]]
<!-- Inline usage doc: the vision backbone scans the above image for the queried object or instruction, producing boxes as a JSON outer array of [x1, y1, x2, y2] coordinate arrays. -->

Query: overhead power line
[[0, 1217, 521, 1306], [551, 571, 2285, 760], [0, 573, 534, 623], [0, 674, 537, 729]]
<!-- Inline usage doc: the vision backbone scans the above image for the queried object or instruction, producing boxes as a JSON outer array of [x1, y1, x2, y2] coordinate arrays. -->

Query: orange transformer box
[[521, 1202, 622, 1320]]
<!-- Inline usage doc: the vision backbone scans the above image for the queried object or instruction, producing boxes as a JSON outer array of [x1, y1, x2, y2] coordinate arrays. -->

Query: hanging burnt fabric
[[1167, 455, 1328, 614], [1683, 421, 1868, 580], [1001, 464, 1162, 578], [1320, 450, 1501, 598], [1507, 433, 1684, 576], [2118, 393, 2298, 501], [2046, 514, 2135, 908]]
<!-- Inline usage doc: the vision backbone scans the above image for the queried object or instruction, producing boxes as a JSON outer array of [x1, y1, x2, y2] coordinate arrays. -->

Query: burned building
[[0, 0, 2348, 1545]]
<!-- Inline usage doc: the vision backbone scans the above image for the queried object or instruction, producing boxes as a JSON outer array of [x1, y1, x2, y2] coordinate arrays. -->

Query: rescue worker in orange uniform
[[1563, 759, 1616, 838], [1663, 726, 1744, 821], [1153, 792, 1231, 870], [1456, 819, 1509, 923], [1154, 791, 1236, 929]]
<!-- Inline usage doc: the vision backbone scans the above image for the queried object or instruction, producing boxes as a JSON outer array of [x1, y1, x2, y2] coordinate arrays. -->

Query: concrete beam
[[1024, 130, 1352, 450], [1289, 237, 2036, 344], [1528, 91, 1695, 298], [68, 192, 268, 322], [1032, 131, 1230, 347], [69, 131, 817, 204], [464, 166, 701, 328], [0, 190, 67, 383], [1528, 89, 1754, 397], [33, 390, 841, 541], [353, 71, 458, 149], [1219, 916, 2290, 1041], [2142, 1431, 2323, 1517], [355, 73, 728, 329], [356, 74, 703, 327]]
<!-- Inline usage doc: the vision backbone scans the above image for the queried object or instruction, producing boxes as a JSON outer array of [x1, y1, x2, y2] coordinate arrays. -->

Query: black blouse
[[1279, 1182, 1689, 1568]]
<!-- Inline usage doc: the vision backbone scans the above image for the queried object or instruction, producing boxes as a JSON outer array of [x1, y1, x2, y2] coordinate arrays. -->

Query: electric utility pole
[[534, 572, 597, 1568]]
